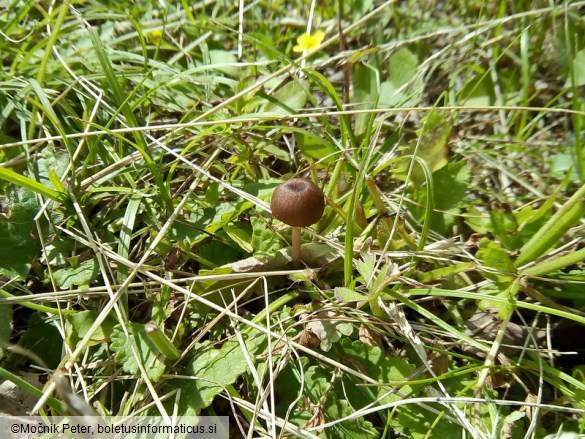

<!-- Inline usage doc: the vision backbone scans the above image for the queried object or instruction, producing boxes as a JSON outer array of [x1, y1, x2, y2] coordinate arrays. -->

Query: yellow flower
[[293, 30, 325, 53], [147, 29, 163, 44]]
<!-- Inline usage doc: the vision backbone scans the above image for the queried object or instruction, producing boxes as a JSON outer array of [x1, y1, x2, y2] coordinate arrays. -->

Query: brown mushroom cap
[[270, 178, 325, 227]]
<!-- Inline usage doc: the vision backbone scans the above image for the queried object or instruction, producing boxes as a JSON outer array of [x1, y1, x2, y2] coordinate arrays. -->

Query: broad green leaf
[[393, 111, 453, 183], [299, 242, 340, 266], [414, 161, 469, 234], [197, 236, 241, 267], [458, 67, 495, 106], [476, 238, 516, 283], [335, 340, 464, 438], [476, 283, 517, 318], [548, 153, 580, 181], [335, 287, 366, 302], [168, 332, 266, 416], [432, 161, 470, 211], [20, 313, 63, 369], [188, 203, 241, 235], [322, 398, 379, 438], [353, 61, 378, 104], [370, 263, 392, 296], [465, 206, 491, 234], [294, 129, 338, 164], [352, 62, 378, 136], [351, 0, 374, 16], [515, 203, 552, 233], [250, 216, 281, 255], [66, 311, 118, 347], [110, 323, 166, 383], [262, 81, 308, 115], [204, 182, 220, 205], [393, 399, 465, 438], [32, 147, 68, 189], [208, 49, 240, 77], [337, 338, 417, 392], [223, 223, 253, 253], [378, 48, 422, 107], [354, 49, 421, 135], [489, 204, 522, 251], [53, 259, 100, 289], [357, 253, 376, 283], [0, 185, 41, 279], [415, 111, 452, 173], [389, 48, 419, 88]]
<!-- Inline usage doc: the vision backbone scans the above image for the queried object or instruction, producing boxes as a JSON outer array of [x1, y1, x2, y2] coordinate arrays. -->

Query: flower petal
[[313, 30, 325, 45], [297, 34, 312, 49]]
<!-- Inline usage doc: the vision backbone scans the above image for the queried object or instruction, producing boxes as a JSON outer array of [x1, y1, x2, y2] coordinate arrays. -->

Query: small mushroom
[[270, 178, 325, 268]]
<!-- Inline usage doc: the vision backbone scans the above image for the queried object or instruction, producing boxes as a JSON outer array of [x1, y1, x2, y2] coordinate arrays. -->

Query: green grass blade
[[83, 19, 170, 206], [0, 289, 74, 315], [515, 182, 585, 267], [116, 195, 142, 316], [0, 167, 66, 203], [520, 246, 585, 277], [0, 366, 65, 414]]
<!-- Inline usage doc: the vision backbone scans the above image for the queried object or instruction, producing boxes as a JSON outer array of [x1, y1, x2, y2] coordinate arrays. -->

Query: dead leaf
[[359, 325, 383, 348], [304, 403, 325, 433], [522, 394, 538, 421], [486, 372, 510, 390], [464, 308, 527, 357], [428, 351, 449, 376], [299, 326, 320, 348]]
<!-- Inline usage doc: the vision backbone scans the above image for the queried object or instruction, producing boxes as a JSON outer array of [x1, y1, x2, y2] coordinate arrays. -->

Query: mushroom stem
[[292, 226, 302, 268]]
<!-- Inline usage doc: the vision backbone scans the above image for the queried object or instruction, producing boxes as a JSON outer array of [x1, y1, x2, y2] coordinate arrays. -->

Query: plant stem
[[145, 321, 181, 361], [292, 226, 301, 268]]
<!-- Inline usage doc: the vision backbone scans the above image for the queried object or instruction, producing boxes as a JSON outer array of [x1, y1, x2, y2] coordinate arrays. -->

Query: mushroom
[[270, 178, 325, 268]]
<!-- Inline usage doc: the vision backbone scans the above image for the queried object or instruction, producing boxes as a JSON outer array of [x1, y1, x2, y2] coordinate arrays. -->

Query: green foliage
[[516, 183, 585, 267], [476, 238, 516, 283], [0, 185, 41, 279], [412, 161, 470, 235], [275, 339, 472, 438], [294, 128, 339, 165], [111, 323, 166, 383], [393, 111, 453, 183], [337, 338, 417, 394], [166, 332, 266, 416], [20, 313, 62, 369], [250, 216, 281, 256], [1, 1, 584, 436], [53, 260, 100, 289], [208, 50, 241, 78], [261, 80, 309, 115], [573, 49, 585, 87], [277, 358, 379, 438], [306, 316, 353, 352], [0, 306, 13, 360], [352, 48, 422, 136], [66, 311, 118, 348]]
